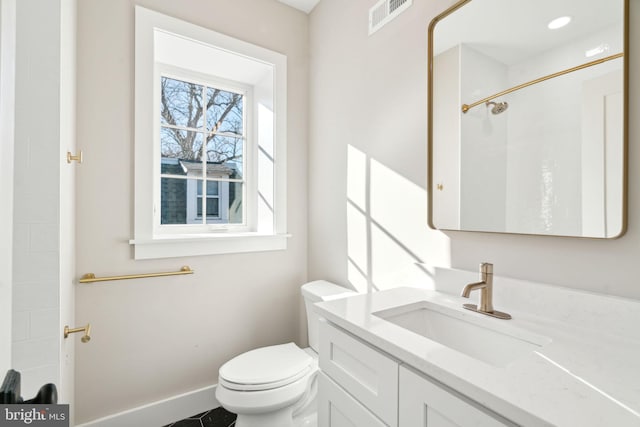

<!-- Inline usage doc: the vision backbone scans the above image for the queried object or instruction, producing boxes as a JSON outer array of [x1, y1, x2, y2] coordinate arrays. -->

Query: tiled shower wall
[[11, 0, 62, 398]]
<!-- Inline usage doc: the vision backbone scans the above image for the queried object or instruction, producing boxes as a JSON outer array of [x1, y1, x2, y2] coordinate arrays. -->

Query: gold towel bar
[[79, 266, 194, 283], [462, 52, 624, 113]]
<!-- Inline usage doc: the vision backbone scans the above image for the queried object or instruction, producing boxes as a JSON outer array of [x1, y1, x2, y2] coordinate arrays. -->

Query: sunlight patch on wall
[[347, 145, 367, 210], [347, 200, 369, 293], [370, 158, 431, 290], [346, 145, 449, 292], [347, 145, 370, 292], [347, 258, 369, 293], [371, 223, 420, 290], [370, 158, 428, 257], [257, 103, 275, 232]]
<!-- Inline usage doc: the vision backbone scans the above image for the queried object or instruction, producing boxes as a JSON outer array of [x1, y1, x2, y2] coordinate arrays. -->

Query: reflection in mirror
[[428, 0, 627, 238]]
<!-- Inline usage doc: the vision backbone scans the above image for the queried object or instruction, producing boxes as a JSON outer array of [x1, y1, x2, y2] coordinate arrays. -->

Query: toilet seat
[[216, 364, 317, 416], [219, 343, 314, 392]]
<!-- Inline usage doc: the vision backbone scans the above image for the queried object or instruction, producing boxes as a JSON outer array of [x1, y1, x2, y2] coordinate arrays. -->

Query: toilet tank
[[301, 280, 356, 352]]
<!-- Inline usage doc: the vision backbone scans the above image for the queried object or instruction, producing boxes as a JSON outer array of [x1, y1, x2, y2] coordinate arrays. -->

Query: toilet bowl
[[217, 344, 318, 427], [215, 281, 355, 427]]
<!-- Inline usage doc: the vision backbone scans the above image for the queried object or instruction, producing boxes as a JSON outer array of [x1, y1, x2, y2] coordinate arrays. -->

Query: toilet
[[215, 280, 355, 427]]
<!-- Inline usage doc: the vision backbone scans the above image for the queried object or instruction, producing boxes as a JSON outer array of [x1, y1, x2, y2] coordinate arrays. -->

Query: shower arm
[[460, 52, 623, 113]]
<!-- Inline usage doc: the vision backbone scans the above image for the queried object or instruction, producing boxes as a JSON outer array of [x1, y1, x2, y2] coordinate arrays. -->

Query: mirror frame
[[427, 0, 629, 238]]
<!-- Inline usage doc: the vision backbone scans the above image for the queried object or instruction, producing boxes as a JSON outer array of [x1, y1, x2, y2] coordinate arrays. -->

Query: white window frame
[[132, 6, 289, 259]]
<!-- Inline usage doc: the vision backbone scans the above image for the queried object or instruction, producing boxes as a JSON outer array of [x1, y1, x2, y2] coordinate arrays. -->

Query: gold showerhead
[[486, 101, 509, 115]]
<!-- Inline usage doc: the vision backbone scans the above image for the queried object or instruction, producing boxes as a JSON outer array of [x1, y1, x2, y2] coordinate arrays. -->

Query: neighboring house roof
[[179, 159, 233, 178]]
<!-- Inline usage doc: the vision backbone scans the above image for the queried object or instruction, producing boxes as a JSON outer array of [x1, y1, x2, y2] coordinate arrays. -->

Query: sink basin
[[373, 301, 551, 367]]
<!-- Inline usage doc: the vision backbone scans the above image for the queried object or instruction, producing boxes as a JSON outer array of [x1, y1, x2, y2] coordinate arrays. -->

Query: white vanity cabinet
[[399, 366, 515, 427], [318, 372, 387, 427], [318, 320, 515, 427], [318, 319, 398, 427]]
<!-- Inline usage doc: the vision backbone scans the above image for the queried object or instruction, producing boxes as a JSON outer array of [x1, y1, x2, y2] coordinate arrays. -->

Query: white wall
[[309, 0, 451, 292], [75, 0, 308, 423], [308, 0, 640, 299]]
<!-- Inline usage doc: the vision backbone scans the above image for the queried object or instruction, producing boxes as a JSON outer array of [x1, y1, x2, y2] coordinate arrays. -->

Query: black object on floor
[[164, 407, 237, 427], [0, 369, 58, 404], [0, 369, 21, 403]]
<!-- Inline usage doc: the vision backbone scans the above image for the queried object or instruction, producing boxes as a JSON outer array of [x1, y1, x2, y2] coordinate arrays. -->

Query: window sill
[[129, 233, 291, 260]]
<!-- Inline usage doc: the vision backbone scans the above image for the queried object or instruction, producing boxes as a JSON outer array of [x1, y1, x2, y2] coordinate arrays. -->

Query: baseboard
[[75, 384, 218, 427]]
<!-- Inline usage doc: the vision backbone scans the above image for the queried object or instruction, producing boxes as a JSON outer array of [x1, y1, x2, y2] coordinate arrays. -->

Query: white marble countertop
[[313, 276, 640, 427]]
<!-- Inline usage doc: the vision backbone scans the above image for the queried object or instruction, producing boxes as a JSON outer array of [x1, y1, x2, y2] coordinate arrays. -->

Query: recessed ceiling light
[[548, 16, 572, 30]]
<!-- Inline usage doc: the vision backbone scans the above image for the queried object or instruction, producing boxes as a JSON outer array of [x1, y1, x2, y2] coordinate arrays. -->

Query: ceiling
[[277, 0, 321, 14]]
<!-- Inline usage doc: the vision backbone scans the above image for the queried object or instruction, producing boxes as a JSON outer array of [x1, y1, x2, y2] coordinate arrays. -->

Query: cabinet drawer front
[[319, 320, 398, 427], [318, 372, 387, 427], [399, 366, 516, 427]]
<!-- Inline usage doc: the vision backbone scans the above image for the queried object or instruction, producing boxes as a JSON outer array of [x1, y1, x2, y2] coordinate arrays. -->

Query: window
[[197, 180, 220, 219], [159, 74, 246, 227], [133, 7, 288, 259]]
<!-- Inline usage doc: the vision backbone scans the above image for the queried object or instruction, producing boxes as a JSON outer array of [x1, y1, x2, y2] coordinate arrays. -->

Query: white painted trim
[[133, 6, 288, 259], [0, 0, 16, 375], [59, 0, 77, 408], [130, 233, 291, 260], [75, 384, 218, 427]]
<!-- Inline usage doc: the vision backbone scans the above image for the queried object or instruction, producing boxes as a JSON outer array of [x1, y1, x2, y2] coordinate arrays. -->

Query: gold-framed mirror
[[428, 0, 628, 238]]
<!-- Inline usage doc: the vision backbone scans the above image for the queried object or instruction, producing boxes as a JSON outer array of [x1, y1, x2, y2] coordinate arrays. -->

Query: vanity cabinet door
[[399, 366, 516, 427], [319, 320, 399, 426], [318, 372, 387, 427]]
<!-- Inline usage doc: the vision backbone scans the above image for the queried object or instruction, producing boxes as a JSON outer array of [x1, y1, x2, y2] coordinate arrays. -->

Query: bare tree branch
[[161, 77, 243, 164]]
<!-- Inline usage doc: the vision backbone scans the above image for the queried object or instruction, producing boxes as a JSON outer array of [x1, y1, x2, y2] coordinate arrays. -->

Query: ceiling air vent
[[369, 0, 413, 35]]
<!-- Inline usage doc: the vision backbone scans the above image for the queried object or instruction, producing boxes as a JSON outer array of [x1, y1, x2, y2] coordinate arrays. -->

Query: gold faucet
[[461, 263, 511, 320]]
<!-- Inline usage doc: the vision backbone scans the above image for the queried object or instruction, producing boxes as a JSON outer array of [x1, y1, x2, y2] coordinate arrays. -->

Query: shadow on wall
[[346, 144, 450, 293]]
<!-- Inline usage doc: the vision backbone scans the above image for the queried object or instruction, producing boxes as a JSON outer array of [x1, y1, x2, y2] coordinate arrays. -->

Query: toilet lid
[[219, 343, 313, 391]]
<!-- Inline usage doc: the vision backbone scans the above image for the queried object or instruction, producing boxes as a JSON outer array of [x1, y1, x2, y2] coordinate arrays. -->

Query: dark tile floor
[[163, 407, 237, 427]]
